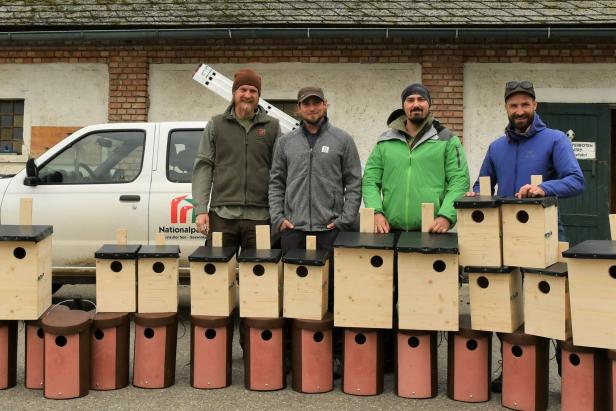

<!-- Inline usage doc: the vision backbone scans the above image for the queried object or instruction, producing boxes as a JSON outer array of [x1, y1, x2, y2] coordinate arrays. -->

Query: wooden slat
[[212, 232, 223, 247], [531, 174, 543, 186], [96, 259, 136, 312], [306, 235, 316, 250], [116, 229, 128, 245], [558, 241, 569, 262], [190, 257, 237, 316], [256, 225, 271, 250], [609, 214, 616, 241], [334, 248, 393, 328], [239, 261, 282, 317], [421, 203, 434, 233], [479, 176, 491, 197], [524, 273, 570, 340], [19, 197, 32, 225], [360, 208, 374, 233], [138, 257, 179, 313]]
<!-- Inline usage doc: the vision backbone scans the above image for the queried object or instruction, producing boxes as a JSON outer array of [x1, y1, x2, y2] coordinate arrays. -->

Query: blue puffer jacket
[[472, 113, 584, 198]]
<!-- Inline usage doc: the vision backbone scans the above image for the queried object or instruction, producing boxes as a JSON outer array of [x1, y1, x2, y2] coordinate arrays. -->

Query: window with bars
[[0, 99, 24, 154]]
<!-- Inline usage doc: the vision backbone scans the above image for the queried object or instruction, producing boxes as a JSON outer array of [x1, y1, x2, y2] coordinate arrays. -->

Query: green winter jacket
[[362, 110, 470, 231]]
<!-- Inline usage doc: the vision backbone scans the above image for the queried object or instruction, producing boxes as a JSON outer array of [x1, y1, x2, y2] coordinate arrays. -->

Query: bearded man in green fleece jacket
[[362, 83, 470, 234]]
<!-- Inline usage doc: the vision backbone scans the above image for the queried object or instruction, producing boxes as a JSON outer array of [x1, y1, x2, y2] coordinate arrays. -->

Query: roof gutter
[[0, 26, 615, 42]]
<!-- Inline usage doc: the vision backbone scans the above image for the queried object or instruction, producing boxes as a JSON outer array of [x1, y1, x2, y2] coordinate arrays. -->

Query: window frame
[[0, 93, 30, 163], [165, 127, 204, 184], [0, 99, 25, 155], [34, 128, 147, 186]]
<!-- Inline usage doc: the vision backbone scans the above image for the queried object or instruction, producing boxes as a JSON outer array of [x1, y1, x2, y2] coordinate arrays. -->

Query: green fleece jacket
[[362, 111, 470, 231]]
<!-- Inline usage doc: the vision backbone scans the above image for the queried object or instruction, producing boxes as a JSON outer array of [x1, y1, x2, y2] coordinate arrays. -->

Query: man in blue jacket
[[469, 80, 584, 392], [468, 80, 584, 240]]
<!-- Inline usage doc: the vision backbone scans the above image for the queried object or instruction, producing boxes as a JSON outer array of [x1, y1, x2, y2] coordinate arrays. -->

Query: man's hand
[[327, 222, 336, 230], [279, 219, 294, 232], [515, 184, 545, 198], [196, 213, 209, 235], [428, 216, 451, 233], [465, 191, 477, 197], [374, 213, 390, 234]]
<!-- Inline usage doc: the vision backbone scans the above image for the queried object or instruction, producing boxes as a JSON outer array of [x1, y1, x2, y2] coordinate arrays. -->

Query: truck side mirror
[[24, 158, 40, 186]]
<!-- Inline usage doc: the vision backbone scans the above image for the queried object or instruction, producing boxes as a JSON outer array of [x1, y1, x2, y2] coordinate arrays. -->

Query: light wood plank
[[468, 268, 523, 333], [479, 176, 491, 197], [334, 248, 393, 328], [558, 242, 569, 263], [457, 207, 502, 267], [96, 259, 137, 312], [239, 261, 282, 317], [137, 257, 179, 313], [502, 203, 558, 269], [524, 273, 570, 340], [212, 232, 223, 247], [256, 225, 271, 250], [19, 197, 33, 225], [568, 259, 616, 349], [421, 203, 434, 233], [360, 208, 374, 234], [306, 235, 316, 250], [283, 262, 328, 320], [190, 256, 237, 316], [397, 252, 459, 331], [116, 229, 128, 245], [0, 237, 52, 320]]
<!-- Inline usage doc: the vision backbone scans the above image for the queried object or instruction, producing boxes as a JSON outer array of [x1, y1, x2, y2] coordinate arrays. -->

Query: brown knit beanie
[[232, 69, 261, 94]]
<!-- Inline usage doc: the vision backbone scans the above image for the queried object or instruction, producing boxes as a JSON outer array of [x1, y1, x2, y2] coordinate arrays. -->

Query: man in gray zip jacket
[[269, 86, 362, 254]]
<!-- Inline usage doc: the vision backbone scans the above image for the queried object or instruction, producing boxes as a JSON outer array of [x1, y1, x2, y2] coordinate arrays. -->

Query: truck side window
[[37, 130, 146, 185], [167, 129, 202, 183]]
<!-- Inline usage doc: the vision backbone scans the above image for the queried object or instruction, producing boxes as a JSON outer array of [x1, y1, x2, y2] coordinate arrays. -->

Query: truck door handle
[[119, 195, 141, 202]]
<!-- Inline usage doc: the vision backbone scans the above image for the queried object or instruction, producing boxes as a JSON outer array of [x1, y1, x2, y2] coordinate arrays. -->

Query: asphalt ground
[[0, 284, 563, 410]]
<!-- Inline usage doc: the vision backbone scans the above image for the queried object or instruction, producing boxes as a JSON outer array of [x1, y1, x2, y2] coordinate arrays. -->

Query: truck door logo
[[171, 195, 196, 224]]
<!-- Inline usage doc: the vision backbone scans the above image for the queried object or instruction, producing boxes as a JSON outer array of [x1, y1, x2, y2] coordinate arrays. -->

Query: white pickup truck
[[0, 122, 208, 285]]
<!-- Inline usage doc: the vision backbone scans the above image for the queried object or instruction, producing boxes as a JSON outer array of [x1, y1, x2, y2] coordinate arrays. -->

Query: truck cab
[[0, 121, 206, 284]]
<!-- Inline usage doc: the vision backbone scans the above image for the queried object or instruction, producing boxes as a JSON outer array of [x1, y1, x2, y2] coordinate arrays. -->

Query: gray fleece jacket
[[269, 118, 362, 232]]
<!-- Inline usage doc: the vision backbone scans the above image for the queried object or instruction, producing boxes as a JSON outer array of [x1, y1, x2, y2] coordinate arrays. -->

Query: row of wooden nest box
[[2, 199, 616, 352]]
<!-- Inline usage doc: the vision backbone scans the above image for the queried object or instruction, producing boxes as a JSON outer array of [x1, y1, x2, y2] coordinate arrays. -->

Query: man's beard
[[509, 113, 533, 132], [409, 111, 427, 125], [303, 114, 323, 126], [235, 100, 257, 119]]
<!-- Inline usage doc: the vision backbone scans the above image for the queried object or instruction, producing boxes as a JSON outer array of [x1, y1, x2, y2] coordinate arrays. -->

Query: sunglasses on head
[[505, 80, 534, 90]]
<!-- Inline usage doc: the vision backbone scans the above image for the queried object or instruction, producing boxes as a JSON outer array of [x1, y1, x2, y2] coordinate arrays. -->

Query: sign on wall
[[571, 141, 596, 160]]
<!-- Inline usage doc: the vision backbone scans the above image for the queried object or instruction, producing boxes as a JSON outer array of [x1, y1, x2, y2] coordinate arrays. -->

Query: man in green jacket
[[193, 68, 280, 249], [363, 83, 470, 233]]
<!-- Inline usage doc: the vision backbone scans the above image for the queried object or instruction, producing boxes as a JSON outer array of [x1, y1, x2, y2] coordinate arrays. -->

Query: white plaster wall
[[464, 63, 616, 182], [0, 63, 108, 173], [149, 63, 421, 162]]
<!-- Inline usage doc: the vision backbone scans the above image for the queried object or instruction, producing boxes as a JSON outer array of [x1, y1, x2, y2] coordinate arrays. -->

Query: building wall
[[149, 62, 421, 160], [0, 36, 614, 171], [464, 63, 616, 180], [0, 63, 108, 173]]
